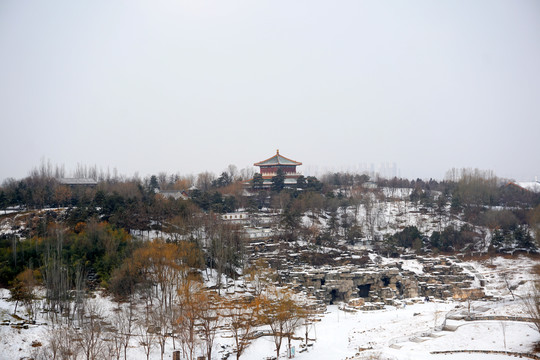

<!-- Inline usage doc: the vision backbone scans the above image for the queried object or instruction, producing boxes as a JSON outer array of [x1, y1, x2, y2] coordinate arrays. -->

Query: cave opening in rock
[[357, 284, 371, 298], [329, 289, 343, 304], [396, 281, 403, 295]]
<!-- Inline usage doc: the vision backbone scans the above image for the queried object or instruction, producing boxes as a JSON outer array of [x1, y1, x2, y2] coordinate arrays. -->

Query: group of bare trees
[[31, 230, 316, 360], [34, 298, 115, 360]]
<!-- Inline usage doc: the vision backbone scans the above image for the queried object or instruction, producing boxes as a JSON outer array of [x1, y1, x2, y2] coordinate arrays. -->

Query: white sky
[[1, 1, 539, 182]]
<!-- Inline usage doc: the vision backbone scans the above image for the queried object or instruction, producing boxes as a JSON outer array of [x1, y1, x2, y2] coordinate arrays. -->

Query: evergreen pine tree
[[271, 169, 285, 193]]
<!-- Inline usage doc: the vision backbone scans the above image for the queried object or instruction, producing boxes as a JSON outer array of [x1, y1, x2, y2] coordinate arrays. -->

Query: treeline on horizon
[[1, 162, 540, 290], [1, 162, 538, 214]]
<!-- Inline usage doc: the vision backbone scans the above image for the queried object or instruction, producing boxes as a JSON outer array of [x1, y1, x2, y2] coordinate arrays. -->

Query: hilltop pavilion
[[253, 150, 302, 187]]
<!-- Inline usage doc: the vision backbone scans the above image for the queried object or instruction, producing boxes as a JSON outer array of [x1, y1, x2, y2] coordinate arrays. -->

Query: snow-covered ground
[[1, 256, 539, 360], [300, 188, 472, 248]]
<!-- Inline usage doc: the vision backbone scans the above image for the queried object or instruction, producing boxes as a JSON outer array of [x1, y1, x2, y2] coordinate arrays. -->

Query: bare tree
[[73, 263, 87, 326], [240, 166, 255, 181], [151, 304, 172, 360], [207, 221, 246, 293], [133, 239, 201, 360], [502, 272, 516, 300], [361, 191, 378, 241], [78, 300, 106, 360], [9, 268, 37, 319], [244, 259, 276, 297], [228, 164, 239, 181], [302, 304, 317, 348], [137, 318, 157, 360], [177, 279, 204, 360], [529, 204, 540, 246], [44, 324, 79, 360], [521, 282, 540, 334], [196, 290, 222, 360], [222, 296, 261, 360], [133, 239, 185, 313], [42, 228, 71, 324], [261, 287, 304, 360], [111, 301, 137, 360], [283, 300, 304, 357], [106, 333, 122, 360], [196, 172, 215, 192]]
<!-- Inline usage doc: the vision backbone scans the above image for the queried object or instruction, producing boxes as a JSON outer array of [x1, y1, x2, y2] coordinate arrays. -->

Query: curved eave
[[255, 162, 303, 167], [254, 154, 302, 167]]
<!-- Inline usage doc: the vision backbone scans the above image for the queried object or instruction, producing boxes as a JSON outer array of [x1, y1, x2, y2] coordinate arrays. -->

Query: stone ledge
[[431, 350, 540, 359]]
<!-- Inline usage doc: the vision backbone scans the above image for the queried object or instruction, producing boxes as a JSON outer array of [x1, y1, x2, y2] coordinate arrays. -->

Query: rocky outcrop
[[280, 256, 483, 305]]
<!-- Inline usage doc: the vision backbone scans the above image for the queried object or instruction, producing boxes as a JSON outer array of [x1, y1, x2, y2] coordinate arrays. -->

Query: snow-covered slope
[[1, 256, 539, 360]]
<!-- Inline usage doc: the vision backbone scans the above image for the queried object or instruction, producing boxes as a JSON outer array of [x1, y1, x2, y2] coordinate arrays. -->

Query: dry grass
[[532, 264, 540, 277]]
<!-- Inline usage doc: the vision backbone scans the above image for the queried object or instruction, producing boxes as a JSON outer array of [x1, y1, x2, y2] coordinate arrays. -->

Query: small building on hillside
[[253, 150, 302, 188], [362, 181, 378, 189], [155, 189, 189, 200], [58, 178, 98, 187], [221, 212, 250, 224]]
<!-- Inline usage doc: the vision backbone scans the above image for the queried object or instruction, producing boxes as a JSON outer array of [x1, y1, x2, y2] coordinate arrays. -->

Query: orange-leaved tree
[[133, 238, 204, 360], [222, 295, 261, 360], [176, 277, 204, 360], [195, 289, 222, 360], [260, 286, 304, 359]]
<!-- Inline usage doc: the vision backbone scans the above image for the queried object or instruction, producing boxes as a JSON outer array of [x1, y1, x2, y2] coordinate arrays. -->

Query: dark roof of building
[[58, 178, 98, 186], [254, 150, 302, 167]]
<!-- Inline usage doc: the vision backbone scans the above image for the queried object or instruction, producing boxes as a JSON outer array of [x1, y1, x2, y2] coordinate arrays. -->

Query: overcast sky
[[1, 1, 539, 182]]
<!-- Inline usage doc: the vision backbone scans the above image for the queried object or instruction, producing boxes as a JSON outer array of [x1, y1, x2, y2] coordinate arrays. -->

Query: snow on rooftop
[[58, 178, 97, 185], [515, 181, 540, 193]]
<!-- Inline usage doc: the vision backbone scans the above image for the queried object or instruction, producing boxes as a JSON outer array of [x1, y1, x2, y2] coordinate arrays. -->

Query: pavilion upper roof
[[254, 150, 302, 167]]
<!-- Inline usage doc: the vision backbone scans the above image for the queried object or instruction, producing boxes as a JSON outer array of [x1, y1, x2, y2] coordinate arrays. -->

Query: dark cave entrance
[[396, 281, 403, 296], [357, 284, 371, 298], [329, 289, 344, 304]]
